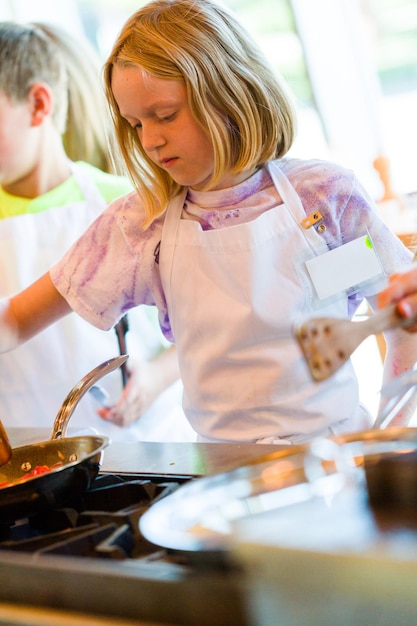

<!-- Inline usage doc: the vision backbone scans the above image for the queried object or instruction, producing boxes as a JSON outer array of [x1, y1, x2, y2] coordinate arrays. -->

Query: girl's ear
[[27, 82, 53, 127]]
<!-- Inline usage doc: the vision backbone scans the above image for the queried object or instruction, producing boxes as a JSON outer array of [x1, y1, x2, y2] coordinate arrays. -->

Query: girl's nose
[[140, 122, 165, 153]]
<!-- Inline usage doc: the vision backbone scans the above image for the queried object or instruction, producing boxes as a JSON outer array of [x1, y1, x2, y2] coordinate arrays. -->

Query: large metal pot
[[0, 355, 127, 523], [139, 426, 417, 551]]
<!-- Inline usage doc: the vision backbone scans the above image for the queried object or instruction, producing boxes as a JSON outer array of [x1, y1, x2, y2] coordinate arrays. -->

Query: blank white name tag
[[305, 234, 383, 300]]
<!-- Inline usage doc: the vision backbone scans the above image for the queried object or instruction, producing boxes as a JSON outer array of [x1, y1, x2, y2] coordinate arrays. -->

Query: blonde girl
[[0, 1, 416, 443]]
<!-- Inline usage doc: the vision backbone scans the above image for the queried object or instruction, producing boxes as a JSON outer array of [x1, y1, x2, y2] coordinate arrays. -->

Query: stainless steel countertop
[[6, 428, 282, 477]]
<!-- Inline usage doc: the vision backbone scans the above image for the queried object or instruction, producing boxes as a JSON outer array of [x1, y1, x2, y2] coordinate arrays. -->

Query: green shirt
[[0, 161, 132, 219]]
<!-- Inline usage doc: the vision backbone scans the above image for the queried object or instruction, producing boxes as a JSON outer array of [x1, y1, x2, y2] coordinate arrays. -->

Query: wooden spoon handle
[[362, 303, 417, 336]]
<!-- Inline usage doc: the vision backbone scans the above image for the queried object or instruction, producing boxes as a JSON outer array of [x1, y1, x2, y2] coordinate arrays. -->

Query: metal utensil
[[295, 303, 416, 382], [52, 355, 128, 438], [114, 315, 130, 387], [89, 384, 113, 409]]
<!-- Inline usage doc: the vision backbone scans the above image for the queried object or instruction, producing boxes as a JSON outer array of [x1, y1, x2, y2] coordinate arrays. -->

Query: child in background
[[0, 0, 416, 444], [36, 22, 116, 174], [0, 21, 193, 441]]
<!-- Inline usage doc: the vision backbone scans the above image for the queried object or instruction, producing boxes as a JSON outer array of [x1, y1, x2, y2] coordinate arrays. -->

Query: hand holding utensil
[[295, 303, 416, 382]]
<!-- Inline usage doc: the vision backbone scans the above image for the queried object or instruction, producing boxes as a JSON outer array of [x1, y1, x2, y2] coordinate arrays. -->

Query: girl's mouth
[[160, 157, 178, 168]]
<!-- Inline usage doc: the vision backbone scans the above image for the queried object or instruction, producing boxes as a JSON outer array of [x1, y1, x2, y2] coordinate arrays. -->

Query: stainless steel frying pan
[[0, 355, 127, 523]]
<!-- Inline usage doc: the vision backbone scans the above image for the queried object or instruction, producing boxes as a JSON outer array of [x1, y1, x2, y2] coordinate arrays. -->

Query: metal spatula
[[295, 303, 415, 382]]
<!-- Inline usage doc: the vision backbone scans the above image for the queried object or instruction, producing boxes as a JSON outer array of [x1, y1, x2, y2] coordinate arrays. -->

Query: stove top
[[0, 471, 249, 625]]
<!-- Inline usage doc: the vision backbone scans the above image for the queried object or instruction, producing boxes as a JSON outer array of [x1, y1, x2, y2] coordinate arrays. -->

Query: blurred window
[[364, 0, 417, 95], [360, 0, 417, 195]]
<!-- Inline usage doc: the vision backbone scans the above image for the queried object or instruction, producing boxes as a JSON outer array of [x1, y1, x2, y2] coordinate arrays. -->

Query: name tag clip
[[301, 211, 324, 230]]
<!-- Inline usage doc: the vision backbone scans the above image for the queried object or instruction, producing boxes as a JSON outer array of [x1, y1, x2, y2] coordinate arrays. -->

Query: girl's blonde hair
[[104, 0, 297, 227]]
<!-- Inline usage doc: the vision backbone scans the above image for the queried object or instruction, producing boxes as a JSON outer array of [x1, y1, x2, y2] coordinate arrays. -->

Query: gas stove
[[0, 470, 248, 625], [8, 428, 417, 626], [0, 431, 280, 626]]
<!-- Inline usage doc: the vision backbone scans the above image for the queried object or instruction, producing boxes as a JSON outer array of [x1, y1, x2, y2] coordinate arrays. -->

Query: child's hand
[[97, 361, 156, 426], [378, 267, 417, 332], [97, 346, 180, 427]]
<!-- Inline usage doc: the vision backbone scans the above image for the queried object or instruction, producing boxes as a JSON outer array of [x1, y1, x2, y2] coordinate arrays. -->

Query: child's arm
[[0, 272, 71, 352]]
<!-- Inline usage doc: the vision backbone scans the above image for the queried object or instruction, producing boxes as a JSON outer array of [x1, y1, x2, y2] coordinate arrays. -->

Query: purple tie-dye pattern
[[50, 157, 412, 337], [50, 191, 169, 332], [184, 167, 275, 230]]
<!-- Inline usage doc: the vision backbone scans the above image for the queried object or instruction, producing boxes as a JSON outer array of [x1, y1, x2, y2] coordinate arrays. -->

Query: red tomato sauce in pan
[[0, 462, 64, 488]]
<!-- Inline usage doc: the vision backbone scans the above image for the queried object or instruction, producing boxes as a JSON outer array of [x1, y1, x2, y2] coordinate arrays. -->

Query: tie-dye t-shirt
[[50, 157, 412, 340]]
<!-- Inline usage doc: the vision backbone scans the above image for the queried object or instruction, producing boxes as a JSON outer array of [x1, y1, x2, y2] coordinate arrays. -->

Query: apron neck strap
[[267, 161, 328, 255]]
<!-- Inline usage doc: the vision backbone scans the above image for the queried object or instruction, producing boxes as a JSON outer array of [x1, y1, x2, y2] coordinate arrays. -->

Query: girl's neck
[[208, 167, 259, 192]]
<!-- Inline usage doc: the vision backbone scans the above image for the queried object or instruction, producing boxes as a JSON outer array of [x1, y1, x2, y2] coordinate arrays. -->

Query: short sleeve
[[50, 192, 165, 330]]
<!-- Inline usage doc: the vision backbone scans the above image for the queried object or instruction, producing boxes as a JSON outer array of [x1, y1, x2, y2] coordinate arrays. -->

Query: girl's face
[[112, 65, 235, 191]]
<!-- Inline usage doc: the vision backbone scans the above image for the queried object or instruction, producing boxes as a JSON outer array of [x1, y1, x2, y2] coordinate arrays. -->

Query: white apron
[[159, 161, 371, 444], [0, 163, 193, 442]]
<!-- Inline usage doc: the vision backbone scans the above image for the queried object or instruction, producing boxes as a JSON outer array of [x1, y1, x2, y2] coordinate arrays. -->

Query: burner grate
[[0, 473, 249, 626], [0, 474, 185, 560]]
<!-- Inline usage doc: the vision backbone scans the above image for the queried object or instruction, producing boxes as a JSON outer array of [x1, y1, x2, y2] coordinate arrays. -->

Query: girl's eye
[[159, 113, 176, 122]]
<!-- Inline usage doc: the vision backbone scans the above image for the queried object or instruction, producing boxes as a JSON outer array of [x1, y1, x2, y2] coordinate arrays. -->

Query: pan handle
[[51, 355, 129, 439], [0, 421, 11, 467]]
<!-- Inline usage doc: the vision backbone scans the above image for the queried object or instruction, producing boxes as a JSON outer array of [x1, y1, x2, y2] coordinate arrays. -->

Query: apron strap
[[159, 188, 188, 311], [267, 161, 329, 256]]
